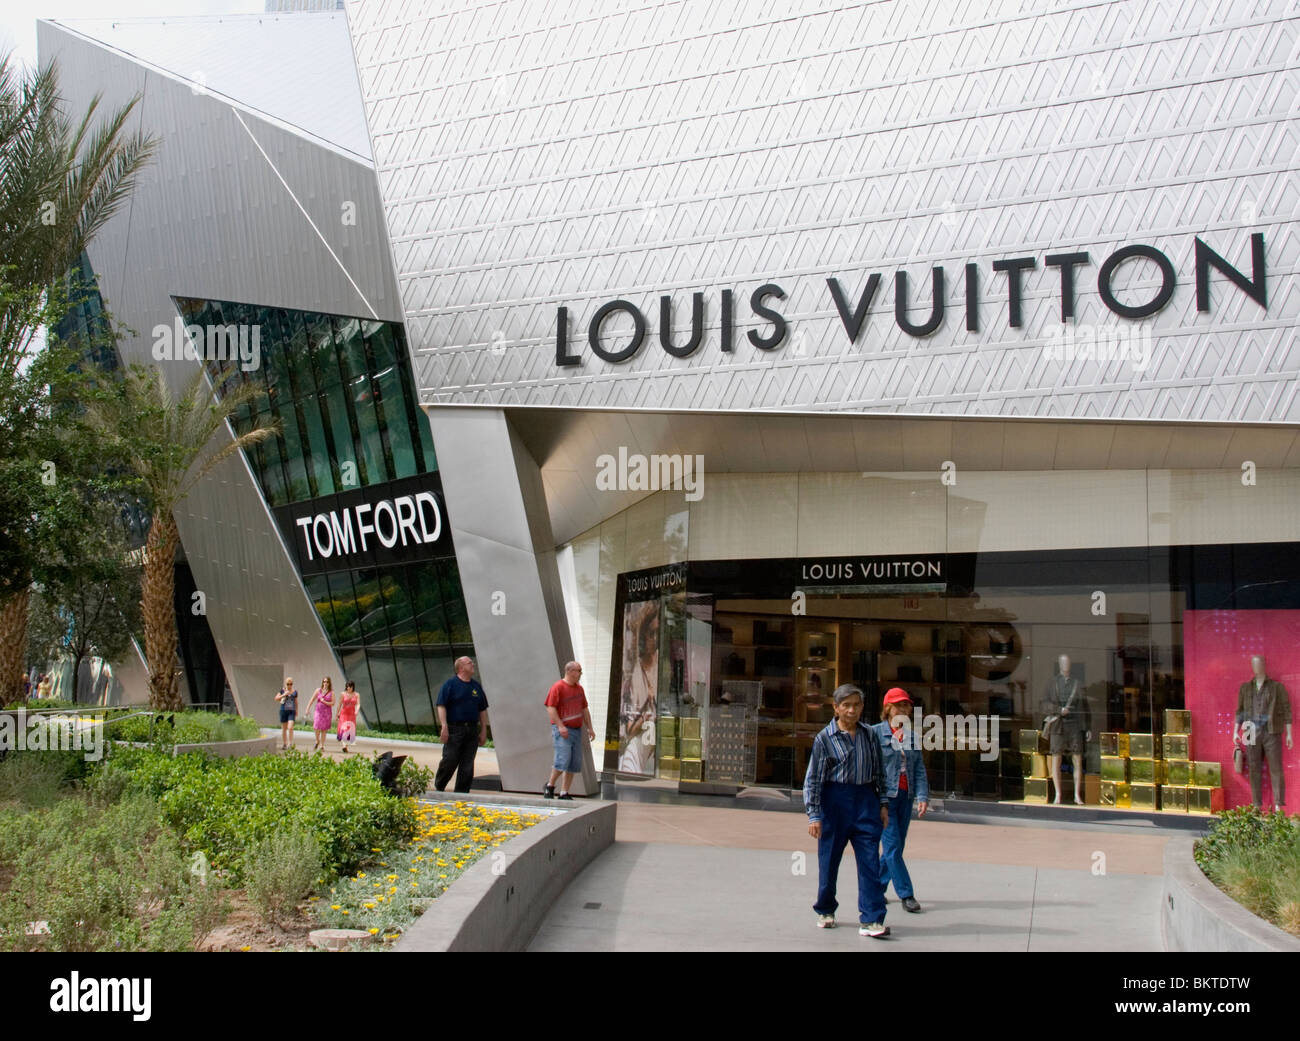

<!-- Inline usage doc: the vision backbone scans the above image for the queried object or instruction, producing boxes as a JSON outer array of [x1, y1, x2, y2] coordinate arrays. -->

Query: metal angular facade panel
[[38, 21, 404, 720], [349, 0, 1300, 421]]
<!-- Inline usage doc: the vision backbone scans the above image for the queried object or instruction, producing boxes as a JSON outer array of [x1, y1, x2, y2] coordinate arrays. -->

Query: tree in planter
[[26, 501, 141, 703], [0, 326, 133, 705], [0, 52, 155, 702], [88, 365, 277, 710]]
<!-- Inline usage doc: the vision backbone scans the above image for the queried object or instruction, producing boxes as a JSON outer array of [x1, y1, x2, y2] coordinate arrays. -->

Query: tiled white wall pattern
[[350, 0, 1300, 420]]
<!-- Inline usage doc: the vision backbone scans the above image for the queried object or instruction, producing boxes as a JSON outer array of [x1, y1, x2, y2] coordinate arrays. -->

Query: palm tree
[[0, 53, 155, 703], [88, 365, 278, 710]]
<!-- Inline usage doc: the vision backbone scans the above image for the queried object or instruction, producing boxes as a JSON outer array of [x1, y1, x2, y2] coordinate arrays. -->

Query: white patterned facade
[[349, 0, 1300, 422]]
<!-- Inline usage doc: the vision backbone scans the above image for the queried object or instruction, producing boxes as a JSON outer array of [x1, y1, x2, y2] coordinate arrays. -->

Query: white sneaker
[[859, 922, 891, 938], [816, 914, 835, 929]]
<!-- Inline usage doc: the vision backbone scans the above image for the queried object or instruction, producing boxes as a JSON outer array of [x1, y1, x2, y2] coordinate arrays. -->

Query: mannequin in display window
[[1234, 655, 1293, 811], [619, 605, 659, 775], [1042, 654, 1092, 805]]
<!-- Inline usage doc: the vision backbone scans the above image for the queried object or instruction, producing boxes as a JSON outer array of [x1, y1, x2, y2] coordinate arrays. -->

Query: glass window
[[364, 649, 405, 729], [350, 373, 390, 486], [308, 313, 343, 389], [261, 306, 293, 411], [278, 405, 312, 503], [439, 559, 473, 645], [321, 389, 361, 490], [376, 365, 418, 479], [382, 568, 417, 646], [394, 647, 435, 726], [304, 574, 339, 643], [283, 310, 317, 401], [333, 318, 369, 382], [409, 562, 449, 647], [352, 569, 392, 645], [253, 418, 288, 507], [299, 397, 335, 497], [364, 320, 398, 370], [327, 571, 363, 647], [395, 361, 435, 473]]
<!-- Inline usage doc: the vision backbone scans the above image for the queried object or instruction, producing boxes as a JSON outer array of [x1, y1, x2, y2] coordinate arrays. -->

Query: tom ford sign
[[273, 472, 453, 577], [554, 232, 1266, 367]]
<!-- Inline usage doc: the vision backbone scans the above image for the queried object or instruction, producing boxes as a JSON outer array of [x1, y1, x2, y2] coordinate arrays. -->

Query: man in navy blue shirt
[[435, 657, 490, 792]]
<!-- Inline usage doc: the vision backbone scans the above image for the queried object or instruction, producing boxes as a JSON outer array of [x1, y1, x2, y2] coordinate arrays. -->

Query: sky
[[1, 0, 264, 70]]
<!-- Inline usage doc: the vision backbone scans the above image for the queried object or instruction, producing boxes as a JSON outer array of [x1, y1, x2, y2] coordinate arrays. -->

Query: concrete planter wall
[[395, 794, 616, 952], [1162, 836, 1300, 952], [172, 736, 277, 758]]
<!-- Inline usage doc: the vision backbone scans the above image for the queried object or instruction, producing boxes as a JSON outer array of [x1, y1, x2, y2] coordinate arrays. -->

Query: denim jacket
[[872, 720, 930, 802]]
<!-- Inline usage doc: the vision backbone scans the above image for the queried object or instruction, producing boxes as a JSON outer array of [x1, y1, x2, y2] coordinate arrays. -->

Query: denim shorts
[[551, 724, 583, 773]]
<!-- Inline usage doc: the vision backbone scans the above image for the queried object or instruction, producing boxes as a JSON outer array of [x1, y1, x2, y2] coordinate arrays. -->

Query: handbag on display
[[1233, 745, 1245, 775]]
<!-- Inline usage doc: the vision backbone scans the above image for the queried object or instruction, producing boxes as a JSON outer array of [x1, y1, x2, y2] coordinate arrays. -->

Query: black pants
[[1247, 731, 1286, 807], [435, 722, 480, 793]]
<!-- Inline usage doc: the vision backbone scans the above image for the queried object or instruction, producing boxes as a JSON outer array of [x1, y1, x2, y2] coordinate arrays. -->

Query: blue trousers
[[880, 791, 915, 899], [814, 782, 886, 924]]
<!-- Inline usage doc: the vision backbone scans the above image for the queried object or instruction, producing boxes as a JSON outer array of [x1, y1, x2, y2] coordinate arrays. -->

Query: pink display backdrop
[[1183, 610, 1300, 810]]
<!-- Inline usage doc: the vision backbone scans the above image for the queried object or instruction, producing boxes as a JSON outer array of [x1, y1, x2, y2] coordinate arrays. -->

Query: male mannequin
[[1234, 655, 1293, 811], [1043, 654, 1092, 805]]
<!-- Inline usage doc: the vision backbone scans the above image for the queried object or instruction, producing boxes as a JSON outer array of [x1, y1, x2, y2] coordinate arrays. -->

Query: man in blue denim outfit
[[873, 687, 930, 914], [803, 683, 890, 938]]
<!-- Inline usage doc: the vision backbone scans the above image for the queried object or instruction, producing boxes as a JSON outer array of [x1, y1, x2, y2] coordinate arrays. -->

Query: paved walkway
[[528, 803, 1172, 951]]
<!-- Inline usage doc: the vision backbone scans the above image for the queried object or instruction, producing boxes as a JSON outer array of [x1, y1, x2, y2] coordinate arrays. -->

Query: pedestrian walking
[[274, 677, 298, 750], [544, 661, 594, 800], [873, 688, 930, 914], [337, 681, 359, 753], [803, 683, 891, 938], [434, 656, 490, 793], [305, 677, 335, 753]]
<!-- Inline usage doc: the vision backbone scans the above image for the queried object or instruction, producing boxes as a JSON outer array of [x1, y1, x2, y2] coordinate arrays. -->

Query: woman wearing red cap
[[873, 687, 930, 913]]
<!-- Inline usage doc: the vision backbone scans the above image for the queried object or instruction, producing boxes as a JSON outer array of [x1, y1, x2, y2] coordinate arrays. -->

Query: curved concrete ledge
[[1162, 836, 1300, 951], [172, 736, 277, 758], [394, 798, 616, 952]]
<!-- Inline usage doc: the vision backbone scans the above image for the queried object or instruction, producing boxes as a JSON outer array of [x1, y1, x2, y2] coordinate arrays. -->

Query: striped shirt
[[803, 719, 884, 822]]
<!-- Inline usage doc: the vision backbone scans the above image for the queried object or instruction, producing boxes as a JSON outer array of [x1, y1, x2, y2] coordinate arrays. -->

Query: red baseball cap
[[883, 688, 912, 706]]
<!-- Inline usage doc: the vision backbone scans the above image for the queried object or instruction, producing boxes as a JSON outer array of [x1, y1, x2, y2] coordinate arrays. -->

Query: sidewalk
[[527, 803, 1172, 951]]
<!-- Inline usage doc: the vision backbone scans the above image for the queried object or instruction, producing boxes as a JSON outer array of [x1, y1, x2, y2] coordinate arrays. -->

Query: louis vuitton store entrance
[[601, 541, 1300, 816]]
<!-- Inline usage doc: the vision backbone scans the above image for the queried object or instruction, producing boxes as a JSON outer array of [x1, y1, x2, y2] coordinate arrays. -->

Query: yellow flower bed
[[313, 800, 544, 944]]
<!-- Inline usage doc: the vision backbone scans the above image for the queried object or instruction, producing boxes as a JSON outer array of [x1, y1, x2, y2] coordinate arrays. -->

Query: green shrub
[[1195, 806, 1300, 937], [103, 746, 417, 883], [105, 710, 259, 747], [0, 793, 226, 952], [244, 828, 322, 925], [0, 750, 90, 808], [1194, 805, 1300, 873]]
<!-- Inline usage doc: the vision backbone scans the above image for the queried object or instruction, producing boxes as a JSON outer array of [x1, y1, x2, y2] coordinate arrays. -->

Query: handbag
[[1233, 746, 1245, 775]]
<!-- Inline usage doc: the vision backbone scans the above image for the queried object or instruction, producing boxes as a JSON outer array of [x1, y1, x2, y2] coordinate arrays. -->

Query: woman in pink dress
[[304, 677, 335, 753], [337, 681, 360, 754]]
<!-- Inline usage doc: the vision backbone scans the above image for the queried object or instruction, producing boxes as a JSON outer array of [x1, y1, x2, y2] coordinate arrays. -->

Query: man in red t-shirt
[[544, 661, 594, 799]]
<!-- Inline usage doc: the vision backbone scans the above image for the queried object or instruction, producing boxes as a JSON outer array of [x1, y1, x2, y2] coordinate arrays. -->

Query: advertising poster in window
[[1183, 610, 1300, 810], [618, 600, 661, 775]]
